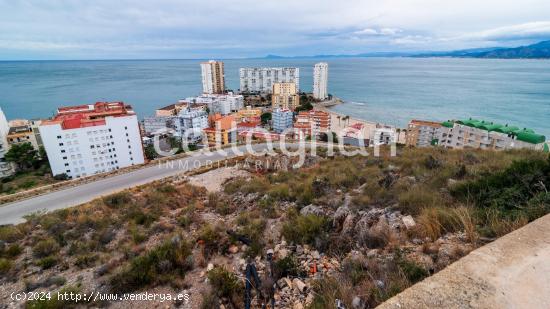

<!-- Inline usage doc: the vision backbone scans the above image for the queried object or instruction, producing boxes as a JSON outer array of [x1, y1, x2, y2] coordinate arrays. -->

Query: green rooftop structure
[[440, 118, 546, 145]]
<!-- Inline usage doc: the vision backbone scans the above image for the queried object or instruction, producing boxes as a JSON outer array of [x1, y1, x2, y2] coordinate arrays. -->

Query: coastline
[[314, 98, 407, 143]]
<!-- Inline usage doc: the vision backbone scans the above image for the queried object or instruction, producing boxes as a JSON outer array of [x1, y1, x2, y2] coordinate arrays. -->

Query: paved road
[[0, 143, 286, 225], [378, 213, 550, 309]]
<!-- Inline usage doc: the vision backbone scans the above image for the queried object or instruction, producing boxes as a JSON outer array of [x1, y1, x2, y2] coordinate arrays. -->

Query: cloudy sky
[[1, 0, 550, 60]]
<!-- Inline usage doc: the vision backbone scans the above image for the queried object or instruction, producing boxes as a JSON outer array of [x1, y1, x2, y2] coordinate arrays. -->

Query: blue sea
[[1, 58, 549, 136]]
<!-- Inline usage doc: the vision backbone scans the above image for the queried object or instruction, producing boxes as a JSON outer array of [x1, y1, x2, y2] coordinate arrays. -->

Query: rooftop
[[41, 102, 135, 130], [443, 118, 546, 144]]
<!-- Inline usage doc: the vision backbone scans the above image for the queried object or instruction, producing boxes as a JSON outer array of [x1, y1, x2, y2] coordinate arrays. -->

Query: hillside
[[0, 147, 549, 308], [415, 40, 550, 59]]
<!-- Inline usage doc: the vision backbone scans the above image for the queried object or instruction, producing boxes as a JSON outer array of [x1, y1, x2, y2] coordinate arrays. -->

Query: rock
[[278, 248, 289, 259], [283, 277, 293, 289], [333, 205, 351, 229], [228, 245, 239, 254], [352, 296, 365, 309], [311, 250, 321, 260], [366, 249, 379, 258], [293, 301, 304, 309], [341, 213, 357, 235], [447, 178, 458, 187], [374, 280, 385, 289], [207, 263, 214, 271], [296, 245, 304, 255], [300, 204, 325, 216], [402, 215, 416, 229], [305, 293, 315, 306], [292, 278, 307, 293]]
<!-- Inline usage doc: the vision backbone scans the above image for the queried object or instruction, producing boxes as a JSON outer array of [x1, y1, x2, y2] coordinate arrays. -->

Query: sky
[[1, 0, 550, 60]]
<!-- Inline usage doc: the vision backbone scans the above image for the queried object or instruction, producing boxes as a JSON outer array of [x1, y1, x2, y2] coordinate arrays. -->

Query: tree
[[5, 143, 38, 171], [261, 112, 272, 125], [144, 144, 159, 160]]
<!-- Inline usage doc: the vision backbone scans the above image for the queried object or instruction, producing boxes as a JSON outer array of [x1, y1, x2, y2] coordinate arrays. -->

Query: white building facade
[[313, 62, 328, 100], [0, 108, 14, 177], [174, 107, 209, 143], [239, 67, 300, 93], [39, 102, 145, 179], [186, 93, 244, 115]]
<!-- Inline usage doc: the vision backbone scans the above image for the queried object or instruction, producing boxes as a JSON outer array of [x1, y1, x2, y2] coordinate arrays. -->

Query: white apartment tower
[[200, 60, 225, 94], [39, 102, 145, 179], [0, 107, 14, 177], [239, 67, 299, 93], [313, 62, 329, 100]]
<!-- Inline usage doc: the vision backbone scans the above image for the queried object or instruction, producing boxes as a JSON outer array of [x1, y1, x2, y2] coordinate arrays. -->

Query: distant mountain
[[414, 40, 550, 59], [261, 40, 550, 60]]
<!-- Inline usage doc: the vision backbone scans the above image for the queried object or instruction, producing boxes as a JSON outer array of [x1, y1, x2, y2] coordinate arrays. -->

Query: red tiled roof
[[41, 102, 135, 130]]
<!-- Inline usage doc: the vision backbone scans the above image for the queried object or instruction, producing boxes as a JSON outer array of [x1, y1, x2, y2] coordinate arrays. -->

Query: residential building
[[175, 106, 209, 144], [187, 93, 244, 115], [39, 102, 145, 179], [143, 116, 176, 136], [155, 102, 188, 117], [0, 108, 14, 177], [438, 119, 546, 151], [200, 60, 225, 94], [372, 127, 397, 146], [272, 82, 300, 110], [203, 114, 236, 146], [30, 119, 43, 147], [294, 110, 331, 136], [237, 120, 261, 133], [7, 124, 40, 150], [239, 67, 299, 93], [406, 120, 443, 147], [313, 62, 329, 100], [237, 106, 262, 122], [272, 109, 293, 133]]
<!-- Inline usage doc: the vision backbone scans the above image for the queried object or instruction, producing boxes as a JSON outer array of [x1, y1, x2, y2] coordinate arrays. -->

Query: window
[[64, 163, 69, 166], [57, 135, 62, 139], [61, 150, 66, 153], [66, 170, 70, 173], [59, 143, 64, 146], [63, 156, 67, 160]]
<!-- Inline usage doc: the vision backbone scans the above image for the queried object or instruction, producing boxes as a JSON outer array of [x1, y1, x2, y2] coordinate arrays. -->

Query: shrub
[[109, 238, 193, 293], [33, 239, 60, 258], [75, 254, 98, 269], [281, 211, 331, 249], [0, 258, 13, 275], [37, 256, 58, 269], [103, 192, 132, 208], [207, 266, 243, 304], [197, 224, 228, 258], [274, 255, 306, 279], [397, 258, 428, 284], [309, 276, 353, 309], [398, 186, 443, 215], [3, 244, 23, 258], [0, 225, 24, 242]]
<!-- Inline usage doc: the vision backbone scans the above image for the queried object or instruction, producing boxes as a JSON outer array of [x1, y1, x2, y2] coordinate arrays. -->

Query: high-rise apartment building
[[272, 83, 300, 110], [313, 62, 329, 100], [200, 60, 225, 94], [39, 102, 145, 179], [239, 67, 299, 93], [0, 108, 14, 177]]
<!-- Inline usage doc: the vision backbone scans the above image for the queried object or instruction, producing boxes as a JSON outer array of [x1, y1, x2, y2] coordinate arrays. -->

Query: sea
[[0, 57, 549, 136]]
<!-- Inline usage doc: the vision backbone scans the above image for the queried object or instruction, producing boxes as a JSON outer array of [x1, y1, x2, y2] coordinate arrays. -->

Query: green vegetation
[[282, 209, 331, 250], [108, 238, 193, 293]]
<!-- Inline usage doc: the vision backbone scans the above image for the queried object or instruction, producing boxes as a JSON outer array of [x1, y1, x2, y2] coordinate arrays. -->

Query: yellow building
[[204, 114, 236, 146], [7, 124, 40, 150], [200, 60, 225, 94], [237, 106, 262, 121], [272, 82, 299, 110]]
